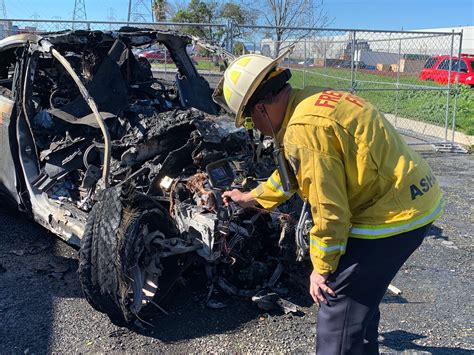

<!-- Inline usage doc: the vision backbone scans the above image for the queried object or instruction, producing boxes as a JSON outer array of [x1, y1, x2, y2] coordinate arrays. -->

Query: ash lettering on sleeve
[[410, 172, 437, 200], [314, 90, 366, 109]]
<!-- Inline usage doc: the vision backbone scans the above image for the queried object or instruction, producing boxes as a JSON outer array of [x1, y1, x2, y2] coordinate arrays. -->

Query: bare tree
[[310, 35, 337, 64], [252, 0, 332, 56]]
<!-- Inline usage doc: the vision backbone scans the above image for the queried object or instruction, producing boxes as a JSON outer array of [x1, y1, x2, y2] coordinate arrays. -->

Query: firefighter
[[213, 53, 444, 354]]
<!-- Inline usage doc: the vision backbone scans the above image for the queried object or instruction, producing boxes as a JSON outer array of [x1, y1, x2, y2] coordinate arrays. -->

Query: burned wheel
[[78, 185, 174, 325]]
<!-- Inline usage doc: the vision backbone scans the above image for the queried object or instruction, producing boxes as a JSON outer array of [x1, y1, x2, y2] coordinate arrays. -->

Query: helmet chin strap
[[260, 105, 298, 192], [261, 105, 277, 139]]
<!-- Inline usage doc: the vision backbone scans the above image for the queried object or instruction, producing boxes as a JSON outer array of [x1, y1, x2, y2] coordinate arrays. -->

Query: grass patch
[[152, 59, 221, 72], [288, 67, 474, 135], [194, 60, 222, 72]]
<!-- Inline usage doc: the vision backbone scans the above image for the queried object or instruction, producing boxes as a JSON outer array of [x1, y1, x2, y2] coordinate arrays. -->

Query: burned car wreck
[[0, 28, 311, 325]]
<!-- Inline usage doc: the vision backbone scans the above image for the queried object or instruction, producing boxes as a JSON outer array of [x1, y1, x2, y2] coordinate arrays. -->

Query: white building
[[260, 26, 473, 63], [416, 26, 474, 55]]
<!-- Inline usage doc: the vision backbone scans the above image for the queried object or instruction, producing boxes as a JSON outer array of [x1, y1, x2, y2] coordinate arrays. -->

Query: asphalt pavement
[[0, 153, 472, 354]]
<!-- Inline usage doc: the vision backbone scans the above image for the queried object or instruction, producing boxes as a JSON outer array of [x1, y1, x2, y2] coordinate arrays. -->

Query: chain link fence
[[0, 19, 468, 146], [234, 25, 467, 147]]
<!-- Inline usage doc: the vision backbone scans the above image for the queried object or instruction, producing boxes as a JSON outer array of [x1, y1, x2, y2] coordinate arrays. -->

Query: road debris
[[387, 284, 403, 296]]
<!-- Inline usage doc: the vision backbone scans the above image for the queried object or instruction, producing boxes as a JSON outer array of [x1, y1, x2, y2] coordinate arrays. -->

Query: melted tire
[[78, 186, 129, 325], [78, 185, 169, 325]]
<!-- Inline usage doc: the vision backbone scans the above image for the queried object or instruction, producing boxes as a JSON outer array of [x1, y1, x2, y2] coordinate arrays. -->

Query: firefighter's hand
[[222, 189, 256, 208], [309, 270, 336, 305]]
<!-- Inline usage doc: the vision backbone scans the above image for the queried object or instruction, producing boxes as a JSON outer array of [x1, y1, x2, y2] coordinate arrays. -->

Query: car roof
[[0, 33, 42, 50], [0, 28, 193, 52], [431, 54, 473, 60]]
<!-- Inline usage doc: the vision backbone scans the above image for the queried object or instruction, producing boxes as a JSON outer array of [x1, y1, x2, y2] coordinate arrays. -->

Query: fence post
[[323, 41, 328, 88], [350, 30, 356, 93], [394, 31, 403, 128], [444, 30, 455, 142], [164, 47, 168, 77], [303, 39, 307, 88], [451, 30, 463, 143], [229, 21, 235, 55], [224, 20, 229, 50]]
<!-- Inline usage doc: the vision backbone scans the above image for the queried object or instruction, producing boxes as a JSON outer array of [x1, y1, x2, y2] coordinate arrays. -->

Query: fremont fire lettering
[[314, 91, 343, 108]]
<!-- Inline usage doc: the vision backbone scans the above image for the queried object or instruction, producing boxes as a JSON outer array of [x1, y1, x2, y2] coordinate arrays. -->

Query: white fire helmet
[[212, 51, 289, 127]]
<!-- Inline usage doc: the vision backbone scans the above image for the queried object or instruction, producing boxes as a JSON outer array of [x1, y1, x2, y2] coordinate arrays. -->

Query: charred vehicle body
[[0, 29, 310, 325]]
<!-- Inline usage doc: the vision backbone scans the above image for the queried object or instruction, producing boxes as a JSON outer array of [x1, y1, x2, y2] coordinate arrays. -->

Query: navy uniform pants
[[316, 223, 432, 355]]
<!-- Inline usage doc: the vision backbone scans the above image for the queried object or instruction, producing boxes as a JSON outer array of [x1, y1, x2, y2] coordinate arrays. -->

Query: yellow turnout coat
[[251, 87, 444, 274]]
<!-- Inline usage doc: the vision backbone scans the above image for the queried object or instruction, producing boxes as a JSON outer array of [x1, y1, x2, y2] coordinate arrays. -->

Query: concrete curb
[[152, 67, 223, 76], [384, 113, 474, 147]]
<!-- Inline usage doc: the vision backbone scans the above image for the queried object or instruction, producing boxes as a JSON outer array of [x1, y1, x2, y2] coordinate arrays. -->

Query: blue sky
[[3, 0, 473, 31]]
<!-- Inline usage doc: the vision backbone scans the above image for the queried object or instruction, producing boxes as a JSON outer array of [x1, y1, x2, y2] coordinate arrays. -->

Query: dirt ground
[[0, 152, 472, 354]]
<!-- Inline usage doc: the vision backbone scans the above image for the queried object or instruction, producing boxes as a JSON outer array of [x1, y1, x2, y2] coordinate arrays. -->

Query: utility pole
[[0, 0, 8, 39], [73, 0, 88, 29], [107, 7, 116, 30], [0, 0, 7, 19], [127, 0, 154, 23], [52, 16, 63, 32], [29, 11, 40, 32]]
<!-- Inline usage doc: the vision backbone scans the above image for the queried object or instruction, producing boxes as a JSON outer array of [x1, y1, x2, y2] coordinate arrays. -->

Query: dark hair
[[256, 83, 290, 105]]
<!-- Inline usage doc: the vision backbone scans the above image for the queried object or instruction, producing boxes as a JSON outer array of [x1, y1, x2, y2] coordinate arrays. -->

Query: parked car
[[138, 49, 173, 63], [419, 54, 474, 86], [297, 58, 314, 66], [335, 60, 366, 69], [0, 28, 308, 326]]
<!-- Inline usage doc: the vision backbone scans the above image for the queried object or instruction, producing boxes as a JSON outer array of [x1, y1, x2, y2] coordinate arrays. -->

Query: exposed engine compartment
[[1, 28, 311, 324]]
